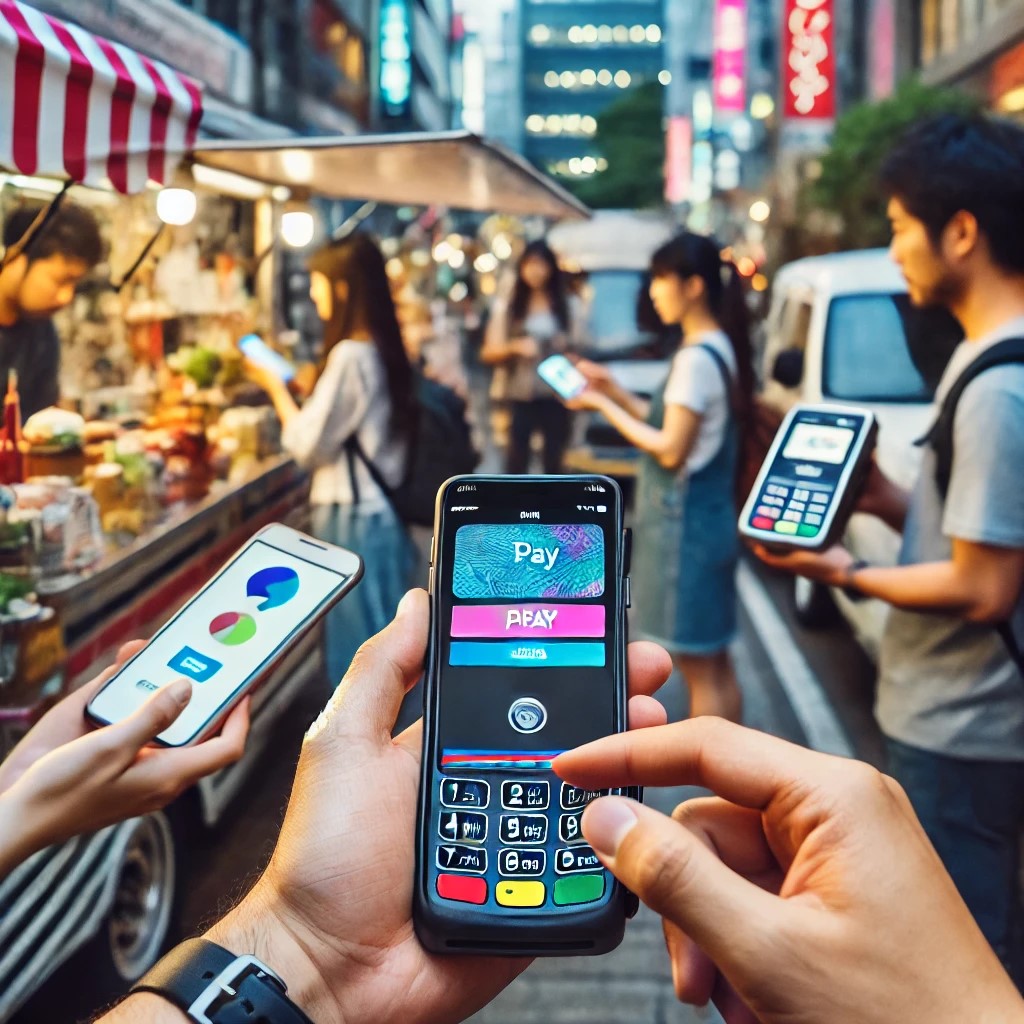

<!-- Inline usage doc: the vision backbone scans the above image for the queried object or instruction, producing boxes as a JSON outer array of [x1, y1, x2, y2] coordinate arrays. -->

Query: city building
[[520, 0, 666, 183], [907, 0, 1024, 116]]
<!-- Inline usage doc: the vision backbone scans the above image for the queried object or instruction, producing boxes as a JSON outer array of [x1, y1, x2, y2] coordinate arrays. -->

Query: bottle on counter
[[0, 370, 25, 485]]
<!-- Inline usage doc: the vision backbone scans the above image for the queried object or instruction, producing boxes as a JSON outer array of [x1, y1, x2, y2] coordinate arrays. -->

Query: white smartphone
[[537, 354, 588, 401], [86, 523, 363, 747], [239, 333, 296, 383]]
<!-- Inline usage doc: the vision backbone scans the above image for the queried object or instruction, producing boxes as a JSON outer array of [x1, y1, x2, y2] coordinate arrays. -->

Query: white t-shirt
[[281, 340, 406, 509], [662, 330, 736, 473]]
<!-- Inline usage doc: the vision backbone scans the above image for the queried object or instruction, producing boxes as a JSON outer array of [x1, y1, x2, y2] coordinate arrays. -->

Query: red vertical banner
[[713, 0, 747, 115], [665, 116, 693, 205], [782, 0, 836, 121]]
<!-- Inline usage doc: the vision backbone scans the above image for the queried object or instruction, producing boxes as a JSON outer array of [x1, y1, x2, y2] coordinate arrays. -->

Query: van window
[[779, 298, 813, 352], [823, 294, 956, 402]]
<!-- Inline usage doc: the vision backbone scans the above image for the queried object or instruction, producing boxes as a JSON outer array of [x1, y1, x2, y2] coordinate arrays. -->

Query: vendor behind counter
[[0, 204, 104, 419]]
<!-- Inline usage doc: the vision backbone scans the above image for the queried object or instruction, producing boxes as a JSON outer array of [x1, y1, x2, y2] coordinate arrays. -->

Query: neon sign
[[380, 0, 412, 117], [783, 0, 835, 120]]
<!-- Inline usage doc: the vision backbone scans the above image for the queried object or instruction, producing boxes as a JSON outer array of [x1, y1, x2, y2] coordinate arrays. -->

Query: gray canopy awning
[[191, 130, 590, 220]]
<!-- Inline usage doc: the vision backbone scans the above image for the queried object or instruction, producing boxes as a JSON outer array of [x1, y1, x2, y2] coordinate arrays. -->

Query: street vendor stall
[[0, 3, 591, 1019]]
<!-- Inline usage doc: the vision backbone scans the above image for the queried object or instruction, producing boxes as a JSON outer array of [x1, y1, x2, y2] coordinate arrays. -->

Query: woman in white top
[[481, 239, 584, 473], [567, 233, 754, 722], [245, 232, 418, 685]]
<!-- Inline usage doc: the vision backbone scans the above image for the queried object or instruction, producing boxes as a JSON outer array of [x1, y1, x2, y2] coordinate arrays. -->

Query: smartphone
[[239, 334, 296, 383], [86, 524, 362, 746], [739, 403, 878, 551], [537, 354, 587, 401], [414, 474, 633, 956]]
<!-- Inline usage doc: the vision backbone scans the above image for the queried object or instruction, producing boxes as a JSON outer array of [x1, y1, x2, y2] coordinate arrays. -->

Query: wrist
[[839, 558, 871, 599], [0, 790, 45, 875], [205, 883, 341, 1024]]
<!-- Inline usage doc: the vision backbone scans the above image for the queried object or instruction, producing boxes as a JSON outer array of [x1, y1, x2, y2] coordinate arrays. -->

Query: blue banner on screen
[[449, 641, 606, 668], [452, 524, 604, 599]]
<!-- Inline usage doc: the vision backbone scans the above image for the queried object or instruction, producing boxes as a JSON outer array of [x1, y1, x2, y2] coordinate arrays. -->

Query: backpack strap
[[916, 337, 1024, 499], [344, 435, 397, 508], [915, 335, 1024, 680], [693, 342, 737, 413]]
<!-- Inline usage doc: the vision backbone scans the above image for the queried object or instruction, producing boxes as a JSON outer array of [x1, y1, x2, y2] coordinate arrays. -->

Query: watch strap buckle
[[187, 955, 287, 1024]]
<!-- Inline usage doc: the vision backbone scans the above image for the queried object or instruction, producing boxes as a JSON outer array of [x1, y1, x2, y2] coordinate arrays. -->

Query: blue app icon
[[168, 646, 223, 683]]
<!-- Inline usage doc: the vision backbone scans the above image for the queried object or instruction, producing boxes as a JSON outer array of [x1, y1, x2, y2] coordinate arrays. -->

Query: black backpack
[[917, 336, 1024, 673], [346, 372, 479, 527]]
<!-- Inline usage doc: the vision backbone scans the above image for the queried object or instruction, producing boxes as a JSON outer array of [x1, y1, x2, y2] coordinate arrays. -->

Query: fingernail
[[168, 679, 192, 706], [584, 797, 639, 857]]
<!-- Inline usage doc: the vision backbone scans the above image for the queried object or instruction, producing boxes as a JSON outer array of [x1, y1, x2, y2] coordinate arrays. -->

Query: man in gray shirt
[[758, 113, 1024, 982]]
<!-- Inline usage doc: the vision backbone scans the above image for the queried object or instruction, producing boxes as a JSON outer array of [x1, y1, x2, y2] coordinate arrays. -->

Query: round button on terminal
[[508, 697, 547, 735]]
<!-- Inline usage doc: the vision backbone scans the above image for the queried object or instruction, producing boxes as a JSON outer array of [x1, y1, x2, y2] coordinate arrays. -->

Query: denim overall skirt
[[630, 368, 740, 655]]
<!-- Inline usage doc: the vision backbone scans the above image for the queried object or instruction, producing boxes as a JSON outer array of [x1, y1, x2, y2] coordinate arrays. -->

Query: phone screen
[[537, 355, 587, 401], [239, 334, 296, 383], [746, 409, 867, 541], [88, 538, 353, 746]]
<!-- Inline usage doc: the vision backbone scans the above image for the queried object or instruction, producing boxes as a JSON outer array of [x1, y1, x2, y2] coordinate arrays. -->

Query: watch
[[131, 938, 315, 1024], [840, 559, 871, 602]]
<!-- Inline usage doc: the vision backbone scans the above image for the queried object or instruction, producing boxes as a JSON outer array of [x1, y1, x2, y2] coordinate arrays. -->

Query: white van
[[762, 249, 961, 655]]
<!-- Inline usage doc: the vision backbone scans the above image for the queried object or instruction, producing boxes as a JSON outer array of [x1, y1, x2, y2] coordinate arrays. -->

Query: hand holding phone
[[239, 334, 297, 383], [739, 404, 878, 551], [537, 354, 588, 402], [86, 524, 362, 746]]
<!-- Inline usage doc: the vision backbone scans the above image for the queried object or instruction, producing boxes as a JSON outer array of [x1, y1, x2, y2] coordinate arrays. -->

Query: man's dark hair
[[878, 113, 1024, 274], [2, 202, 105, 268]]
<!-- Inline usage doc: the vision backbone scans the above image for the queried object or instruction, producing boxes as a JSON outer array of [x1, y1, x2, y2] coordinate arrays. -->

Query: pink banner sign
[[451, 604, 606, 639], [713, 0, 747, 115]]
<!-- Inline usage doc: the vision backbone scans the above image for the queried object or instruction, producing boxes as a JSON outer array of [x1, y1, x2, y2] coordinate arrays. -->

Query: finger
[[628, 695, 667, 731], [672, 798, 782, 883], [555, 717, 826, 812], [663, 917, 717, 1006], [582, 796, 782, 969], [626, 641, 672, 699], [129, 697, 251, 799], [97, 678, 193, 766], [308, 589, 428, 747]]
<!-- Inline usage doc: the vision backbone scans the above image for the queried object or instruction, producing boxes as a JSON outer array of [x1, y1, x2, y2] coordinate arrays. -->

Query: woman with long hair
[[567, 232, 752, 721], [245, 231, 418, 684], [481, 239, 583, 474]]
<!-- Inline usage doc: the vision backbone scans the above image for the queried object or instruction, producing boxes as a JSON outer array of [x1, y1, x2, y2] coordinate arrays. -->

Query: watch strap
[[841, 559, 871, 602], [132, 938, 315, 1024]]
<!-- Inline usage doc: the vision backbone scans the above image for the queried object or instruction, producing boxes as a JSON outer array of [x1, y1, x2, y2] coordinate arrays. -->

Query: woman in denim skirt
[[245, 232, 418, 686], [568, 233, 753, 721]]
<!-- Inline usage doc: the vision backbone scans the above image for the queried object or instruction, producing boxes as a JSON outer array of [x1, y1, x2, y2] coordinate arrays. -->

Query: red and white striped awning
[[0, 0, 202, 194]]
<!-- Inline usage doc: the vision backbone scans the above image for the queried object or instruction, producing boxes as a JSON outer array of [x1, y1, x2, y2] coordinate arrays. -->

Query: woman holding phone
[[565, 233, 753, 722], [244, 232, 418, 684], [481, 239, 584, 474]]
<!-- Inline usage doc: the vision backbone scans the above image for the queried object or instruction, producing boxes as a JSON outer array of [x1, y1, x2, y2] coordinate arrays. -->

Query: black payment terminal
[[739, 403, 878, 551], [414, 475, 632, 956]]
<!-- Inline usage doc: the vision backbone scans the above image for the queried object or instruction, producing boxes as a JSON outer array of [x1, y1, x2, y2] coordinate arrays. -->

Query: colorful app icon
[[247, 566, 300, 611], [209, 611, 257, 646], [168, 646, 222, 683]]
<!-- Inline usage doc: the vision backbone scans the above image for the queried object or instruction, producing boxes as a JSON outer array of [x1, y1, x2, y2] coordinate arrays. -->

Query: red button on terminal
[[437, 874, 487, 904], [752, 516, 775, 530]]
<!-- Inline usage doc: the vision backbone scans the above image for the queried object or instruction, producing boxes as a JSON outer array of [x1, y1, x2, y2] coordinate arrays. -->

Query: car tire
[[17, 806, 192, 1023], [792, 575, 838, 628]]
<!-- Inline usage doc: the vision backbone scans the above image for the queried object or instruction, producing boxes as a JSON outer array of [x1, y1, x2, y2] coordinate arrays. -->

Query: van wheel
[[793, 576, 838, 628], [21, 809, 188, 1022]]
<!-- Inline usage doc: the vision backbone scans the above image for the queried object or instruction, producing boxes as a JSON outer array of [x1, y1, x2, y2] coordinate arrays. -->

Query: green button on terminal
[[553, 874, 605, 906]]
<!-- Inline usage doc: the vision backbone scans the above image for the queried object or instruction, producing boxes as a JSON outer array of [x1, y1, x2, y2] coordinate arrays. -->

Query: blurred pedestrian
[[481, 240, 584, 474], [245, 232, 418, 685], [567, 233, 751, 722], [756, 112, 1024, 981]]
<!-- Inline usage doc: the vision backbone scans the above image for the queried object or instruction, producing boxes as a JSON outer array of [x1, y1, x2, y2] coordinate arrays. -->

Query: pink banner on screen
[[451, 604, 605, 639]]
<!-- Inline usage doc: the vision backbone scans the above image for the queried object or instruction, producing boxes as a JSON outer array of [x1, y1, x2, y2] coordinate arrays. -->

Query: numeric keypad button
[[439, 778, 490, 809], [501, 780, 550, 810], [438, 811, 487, 844], [435, 844, 487, 874], [560, 783, 602, 810], [555, 845, 603, 875], [498, 848, 546, 877], [559, 812, 585, 844], [499, 814, 547, 845]]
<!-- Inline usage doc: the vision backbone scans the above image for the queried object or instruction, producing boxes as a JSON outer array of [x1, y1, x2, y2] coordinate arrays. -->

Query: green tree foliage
[[804, 79, 980, 249], [568, 81, 665, 209]]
